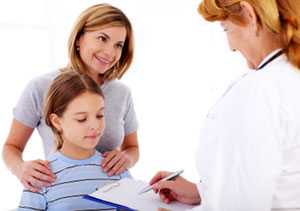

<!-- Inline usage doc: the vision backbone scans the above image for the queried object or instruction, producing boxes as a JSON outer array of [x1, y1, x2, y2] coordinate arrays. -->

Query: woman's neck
[[87, 71, 104, 85]]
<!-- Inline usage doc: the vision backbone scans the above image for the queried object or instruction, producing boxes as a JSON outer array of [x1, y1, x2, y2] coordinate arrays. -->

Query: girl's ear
[[240, 1, 259, 35], [49, 113, 62, 133]]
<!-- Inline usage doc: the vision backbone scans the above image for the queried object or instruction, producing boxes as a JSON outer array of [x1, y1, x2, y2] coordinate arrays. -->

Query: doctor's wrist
[[190, 183, 201, 205]]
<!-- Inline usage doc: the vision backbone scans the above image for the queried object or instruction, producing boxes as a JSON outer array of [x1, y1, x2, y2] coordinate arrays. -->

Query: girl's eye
[[96, 114, 104, 119], [77, 119, 87, 123]]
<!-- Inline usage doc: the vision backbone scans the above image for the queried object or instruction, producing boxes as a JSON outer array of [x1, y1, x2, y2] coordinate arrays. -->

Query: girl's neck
[[59, 144, 96, 160]]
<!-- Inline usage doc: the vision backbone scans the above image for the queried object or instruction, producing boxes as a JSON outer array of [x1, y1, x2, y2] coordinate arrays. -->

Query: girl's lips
[[85, 136, 97, 139], [85, 131, 102, 138], [85, 135, 99, 139], [85, 133, 101, 139]]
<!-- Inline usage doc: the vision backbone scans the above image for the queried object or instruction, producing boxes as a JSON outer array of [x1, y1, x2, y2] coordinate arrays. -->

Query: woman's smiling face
[[78, 26, 127, 79]]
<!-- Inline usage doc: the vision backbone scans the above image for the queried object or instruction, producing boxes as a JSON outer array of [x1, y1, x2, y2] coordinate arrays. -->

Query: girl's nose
[[89, 118, 102, 131]]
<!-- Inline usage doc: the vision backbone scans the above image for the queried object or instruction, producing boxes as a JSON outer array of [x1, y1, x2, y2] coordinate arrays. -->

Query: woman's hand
[[16, 159, 56, 192], [101, 149, 131, 176], [150, 171, 201, 205]]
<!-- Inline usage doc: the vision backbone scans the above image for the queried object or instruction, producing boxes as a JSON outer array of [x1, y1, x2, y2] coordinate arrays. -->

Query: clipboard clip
[[101, 182, 120, 193]]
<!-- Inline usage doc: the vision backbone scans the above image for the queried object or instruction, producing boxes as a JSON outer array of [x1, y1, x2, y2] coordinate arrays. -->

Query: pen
[[138, 169, 184, 195]]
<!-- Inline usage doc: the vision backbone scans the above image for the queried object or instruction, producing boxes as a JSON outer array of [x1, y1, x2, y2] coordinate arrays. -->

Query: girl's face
[[78, 26, 127, 81], [54, 91, 105, 158]]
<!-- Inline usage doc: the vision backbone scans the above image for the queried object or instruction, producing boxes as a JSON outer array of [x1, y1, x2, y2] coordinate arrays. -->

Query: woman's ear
[[240, 1, 259, 35], [75, 39, 80, 51], [49, 113, 63, 133], [76, 39, 80, 47]]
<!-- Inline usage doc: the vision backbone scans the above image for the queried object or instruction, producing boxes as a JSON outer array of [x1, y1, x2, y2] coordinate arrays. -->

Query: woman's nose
[[102, 44, 115, 59]]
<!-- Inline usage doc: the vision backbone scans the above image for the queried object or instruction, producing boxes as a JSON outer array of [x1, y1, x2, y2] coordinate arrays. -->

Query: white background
[[0, 0, 246, 210]]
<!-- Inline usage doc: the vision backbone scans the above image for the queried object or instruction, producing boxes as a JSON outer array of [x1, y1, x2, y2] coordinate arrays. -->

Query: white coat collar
[[256, 49, 284, 70]]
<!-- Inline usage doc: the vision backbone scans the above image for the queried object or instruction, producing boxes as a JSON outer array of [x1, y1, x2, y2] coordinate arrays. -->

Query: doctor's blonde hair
[[65, 3, 134, 81], [198, 0, 300, 69]]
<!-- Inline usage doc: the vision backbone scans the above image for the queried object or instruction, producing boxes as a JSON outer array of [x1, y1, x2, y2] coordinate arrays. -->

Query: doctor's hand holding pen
[[149, 171, 201, 205]]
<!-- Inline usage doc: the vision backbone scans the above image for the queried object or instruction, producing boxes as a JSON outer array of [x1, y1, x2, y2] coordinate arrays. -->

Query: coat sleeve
[[192, 75, 283, 211]]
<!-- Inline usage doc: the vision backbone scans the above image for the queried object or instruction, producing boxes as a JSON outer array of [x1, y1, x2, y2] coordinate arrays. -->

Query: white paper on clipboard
[[85, 178, 196, 211]]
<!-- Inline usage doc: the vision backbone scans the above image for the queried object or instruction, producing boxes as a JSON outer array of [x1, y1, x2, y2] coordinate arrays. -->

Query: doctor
[[151, 0, 300, 210]]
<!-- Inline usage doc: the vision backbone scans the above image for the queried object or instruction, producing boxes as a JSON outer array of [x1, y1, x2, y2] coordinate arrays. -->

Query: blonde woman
[[151, 1, 300, 210], [3, 3, 139, 193]]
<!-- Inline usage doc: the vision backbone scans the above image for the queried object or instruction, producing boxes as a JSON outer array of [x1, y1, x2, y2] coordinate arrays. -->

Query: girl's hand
[[16, 159, 56, 192], [101, 150, 131, 176]]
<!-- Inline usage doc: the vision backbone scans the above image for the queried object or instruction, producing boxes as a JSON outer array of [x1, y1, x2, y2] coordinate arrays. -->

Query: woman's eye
[[97, 35, 107, 42], [116, 43, 124, 49], [77, 119, 87, 123]]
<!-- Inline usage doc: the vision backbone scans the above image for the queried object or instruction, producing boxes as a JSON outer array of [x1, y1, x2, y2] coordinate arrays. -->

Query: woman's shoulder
[[103, 79, 130, 89], [25, 70, 61, 94], [102, 79, 132, 95], [29, 70, 60, 86], [16, 70, 61, 107]]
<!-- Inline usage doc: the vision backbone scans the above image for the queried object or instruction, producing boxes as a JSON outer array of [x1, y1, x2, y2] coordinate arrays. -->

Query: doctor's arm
[[150, 171, 201, 205]]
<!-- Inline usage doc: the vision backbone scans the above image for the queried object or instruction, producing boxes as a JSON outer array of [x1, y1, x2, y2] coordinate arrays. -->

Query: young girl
[[18, 71, 129, 210]]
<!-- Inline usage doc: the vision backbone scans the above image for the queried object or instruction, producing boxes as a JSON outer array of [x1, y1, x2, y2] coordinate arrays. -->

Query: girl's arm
[[18, 188, 47, 210]]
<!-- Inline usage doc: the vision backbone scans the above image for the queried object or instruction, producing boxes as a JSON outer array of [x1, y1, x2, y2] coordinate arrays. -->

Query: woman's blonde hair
[[44, 70, 104, 150], [65, 3, 134, 81], [198, 0, 300, 69]]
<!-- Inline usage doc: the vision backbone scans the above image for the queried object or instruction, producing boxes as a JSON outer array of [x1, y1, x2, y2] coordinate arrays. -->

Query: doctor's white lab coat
[[190, 54, 300, 211]]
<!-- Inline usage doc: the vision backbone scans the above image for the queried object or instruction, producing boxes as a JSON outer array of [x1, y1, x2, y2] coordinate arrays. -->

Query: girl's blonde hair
[[65, 3, 134, 81], [198, 0, 300, 69], [44, 70, 104, 150]]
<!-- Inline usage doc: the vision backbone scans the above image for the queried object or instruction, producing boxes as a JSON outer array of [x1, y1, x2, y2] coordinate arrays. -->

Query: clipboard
[[83, 178, 196, 211]]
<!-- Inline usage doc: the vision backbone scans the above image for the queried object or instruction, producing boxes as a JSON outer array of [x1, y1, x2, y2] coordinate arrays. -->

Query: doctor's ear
[[49, 113, 63, 133], [240, 1, 260, 35]]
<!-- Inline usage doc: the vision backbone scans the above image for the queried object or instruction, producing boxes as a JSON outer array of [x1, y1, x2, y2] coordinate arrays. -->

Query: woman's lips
[[95, 55, 112, 66]]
